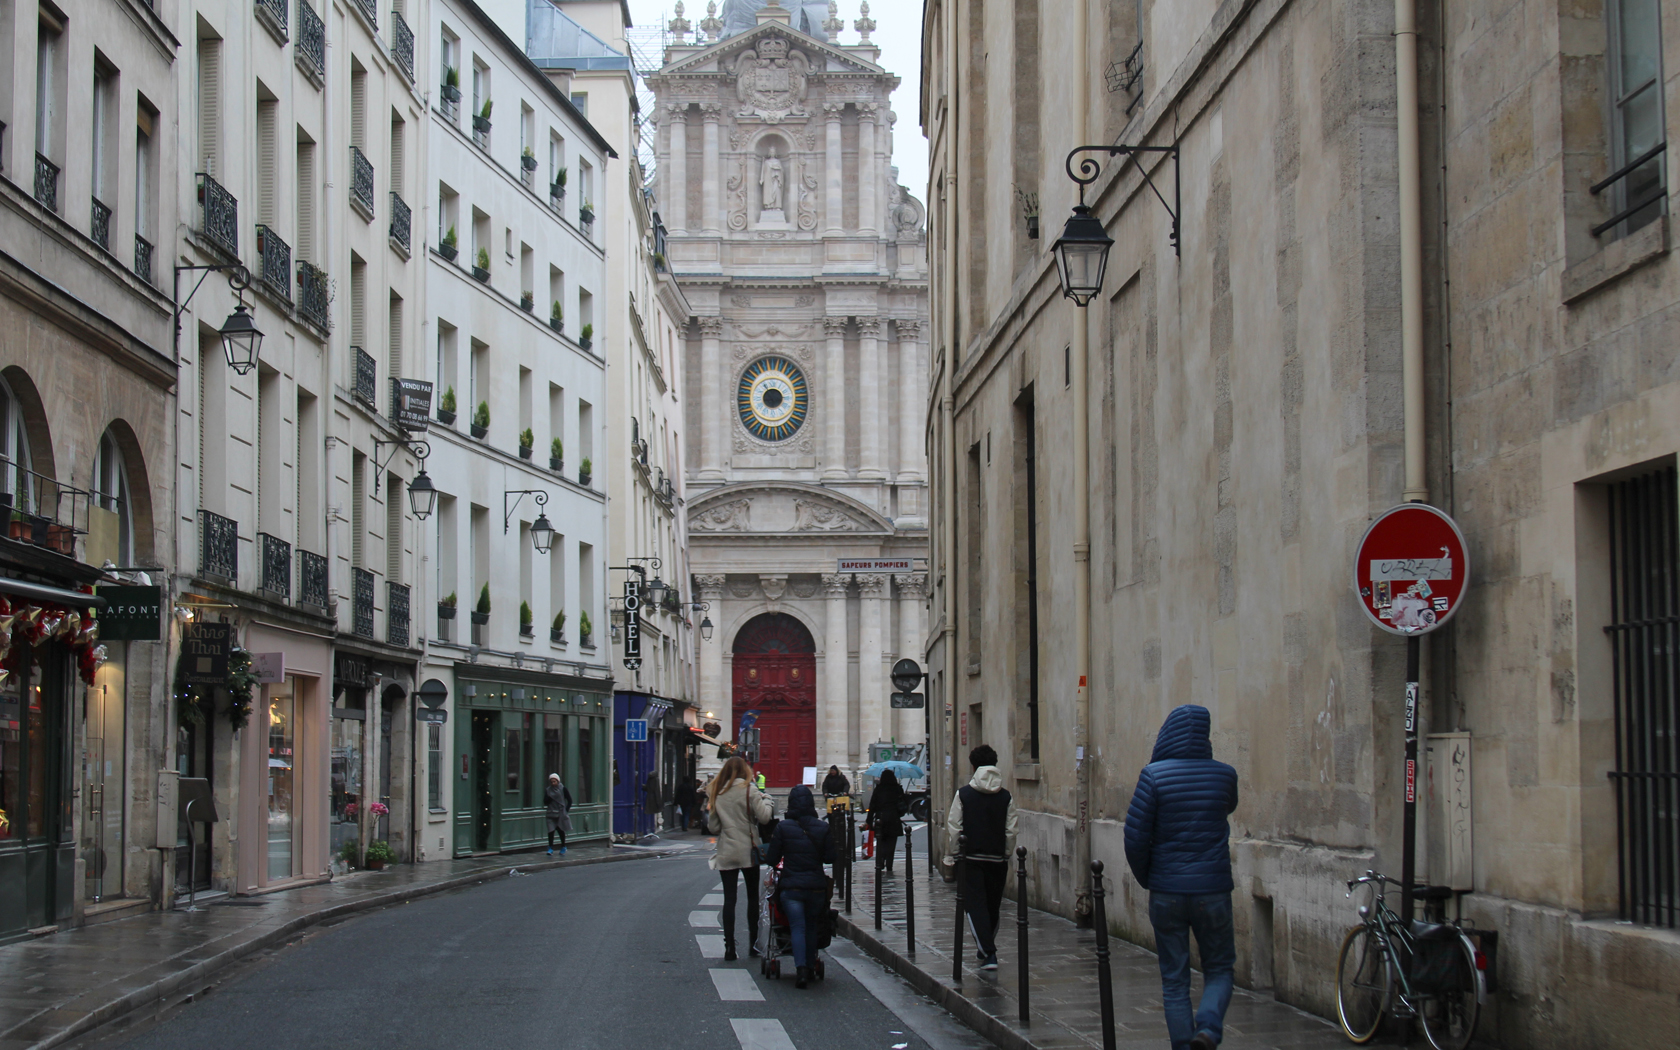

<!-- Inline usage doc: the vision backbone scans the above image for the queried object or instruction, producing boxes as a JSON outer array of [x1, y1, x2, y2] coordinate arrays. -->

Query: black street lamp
[[173, 263, 265, 374], [1054, 143, 1181, 307], [504, 490, 554, 552], [373, 438, 436, 519], [530, 510, 556, 554], [406, 468, 438, 520], [646, 575, 670, 606]]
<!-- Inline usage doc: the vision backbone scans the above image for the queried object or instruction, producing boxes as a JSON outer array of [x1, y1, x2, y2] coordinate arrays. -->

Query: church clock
[[737, 356, 809, 442]]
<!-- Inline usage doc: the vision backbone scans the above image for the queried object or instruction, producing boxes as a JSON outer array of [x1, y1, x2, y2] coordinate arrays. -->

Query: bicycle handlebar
[[1345, 871, 1404, 895]]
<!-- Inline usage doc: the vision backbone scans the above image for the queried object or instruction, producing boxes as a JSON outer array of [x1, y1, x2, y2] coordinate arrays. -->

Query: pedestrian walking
[[762, 784, 837, 988], [674, 776, 696, 832], [707, 756, 773, 961], [1123, 704, 1239, 1050], [755, 770, 767, 790], [866, 768, 906, 873], [544, 773, 573, 856], [821, 765, 850, 796], [943, 744, 1016, 970]]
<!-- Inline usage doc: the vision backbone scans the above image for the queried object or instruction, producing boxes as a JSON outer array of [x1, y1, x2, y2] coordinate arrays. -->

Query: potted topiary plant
[[519, 601, 534, 637], [550, 437, 563, 472], [472, 247, 490, 282], [579, 323, 593, 351], [471, 400, 490, 439], [521, 146, 538, 172], [439, 224, 459, 262], [518, 427, 534, 459], [520, 289, 534, 312], [364, 838, 394, 870], [442, 66, 461, 103], [579, 610, 593, 648], [471, 583, 491, 625], [551, 610, 566, 644], [473, 98, 493, 134], [551, 167, 567, 201], [438, 591, 457, 619], [438, 385, 457, 425], [579, 457, 592, 488], [550, 300, 563, 332]]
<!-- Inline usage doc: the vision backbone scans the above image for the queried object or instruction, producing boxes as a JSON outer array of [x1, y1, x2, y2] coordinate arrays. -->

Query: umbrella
[[864, 760, 926, 780]]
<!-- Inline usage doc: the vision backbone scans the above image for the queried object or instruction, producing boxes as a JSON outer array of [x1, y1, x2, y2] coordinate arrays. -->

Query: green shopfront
[[452, 667, 610, 855]]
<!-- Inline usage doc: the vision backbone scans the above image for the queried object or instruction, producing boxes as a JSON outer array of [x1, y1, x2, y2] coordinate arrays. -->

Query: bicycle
[[1335, 871, 1487, 1050]]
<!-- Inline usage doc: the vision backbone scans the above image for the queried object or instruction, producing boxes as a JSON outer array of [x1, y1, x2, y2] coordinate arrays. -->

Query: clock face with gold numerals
[[737, 356, 808, 442]]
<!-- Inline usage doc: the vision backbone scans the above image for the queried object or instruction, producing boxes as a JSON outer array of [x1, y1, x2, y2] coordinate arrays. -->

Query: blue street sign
[[625, 718, 648, 742]]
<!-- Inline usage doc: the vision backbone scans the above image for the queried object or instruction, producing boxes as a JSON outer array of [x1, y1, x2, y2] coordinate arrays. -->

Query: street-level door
[[732, 614, 817, 788], [472, 711, 495, 852], [2, 650, 73, 940], [83, 644, 125, 902]]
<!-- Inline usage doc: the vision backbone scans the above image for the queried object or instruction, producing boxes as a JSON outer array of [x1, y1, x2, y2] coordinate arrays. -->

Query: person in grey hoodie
[[544, 773, 573, 856], [943, 744, 1017, 969]]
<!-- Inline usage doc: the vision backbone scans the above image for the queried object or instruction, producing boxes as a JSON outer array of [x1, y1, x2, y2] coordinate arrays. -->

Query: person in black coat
[[866, 769, 906, 873], [821, 765, 850, 796], [762, 784, 837, 988]]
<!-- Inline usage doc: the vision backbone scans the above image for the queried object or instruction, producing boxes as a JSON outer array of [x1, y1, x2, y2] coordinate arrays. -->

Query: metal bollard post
[[1091, 861, 1117, 1050], [845, 807, 854, 914], [875, 828, 885, 931], [904, 828, 916, 955], [952, 833, 966, 983], [1016, 846, 1029, 1024]]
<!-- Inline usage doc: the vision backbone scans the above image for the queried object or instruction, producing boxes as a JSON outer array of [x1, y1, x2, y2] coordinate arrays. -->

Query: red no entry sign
[[1353, 503, 1470, 635]]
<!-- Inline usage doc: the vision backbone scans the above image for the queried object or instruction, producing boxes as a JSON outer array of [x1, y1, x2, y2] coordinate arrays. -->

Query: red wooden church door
[[732, 614, 817, 788]]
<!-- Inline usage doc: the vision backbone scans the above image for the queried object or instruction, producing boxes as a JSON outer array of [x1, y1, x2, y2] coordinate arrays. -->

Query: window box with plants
[[441, 66, 461, 104], [550, 168, 567, 206], [520, 289, 534, 313], [550, 611, 566, 644], [579, 611, 593, 649], [470, 401, 490, 439], [578, 200, 594, 226], [519, 601, 534, 638], [472, 99, 493, 135], [438, 385, 457, 426], [472, 247, 490, 282], [579, 323, 593, 351], [438, 591, 457, 619], [439, 224, 458, 262], [521, 146, 538, 172], [470, 583, 490, 625], [549, 301, 563, 332], [549, 437, 564, 473], [653, 251, 667, 272], [579, 457, 592, 488], [518, 427, 534, 460]]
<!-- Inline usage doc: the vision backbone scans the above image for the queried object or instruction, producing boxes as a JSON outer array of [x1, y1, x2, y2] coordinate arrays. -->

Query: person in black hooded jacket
[[762, 784, 837, 988], [866, 769, 906, 873]]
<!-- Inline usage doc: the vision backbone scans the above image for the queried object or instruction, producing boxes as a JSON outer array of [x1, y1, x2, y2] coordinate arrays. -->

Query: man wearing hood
[[762, 784, 837, 988], [1123, 705, 1239, 1050], [944, 744, 1017, 970]]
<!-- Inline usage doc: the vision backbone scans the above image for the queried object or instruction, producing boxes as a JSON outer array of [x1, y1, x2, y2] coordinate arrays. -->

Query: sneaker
[[546, 849, 554, 856], [559, 847, 567, 855], [1189, 1034, 1216, 1050], [981, 954, 999, 970]]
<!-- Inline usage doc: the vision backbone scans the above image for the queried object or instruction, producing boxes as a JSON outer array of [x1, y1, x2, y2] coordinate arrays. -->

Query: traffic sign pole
[[1401, 636, 1420, 927]]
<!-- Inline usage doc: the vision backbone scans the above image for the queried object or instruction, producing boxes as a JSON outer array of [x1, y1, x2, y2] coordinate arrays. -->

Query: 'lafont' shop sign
[[95, 585, 162, 640]]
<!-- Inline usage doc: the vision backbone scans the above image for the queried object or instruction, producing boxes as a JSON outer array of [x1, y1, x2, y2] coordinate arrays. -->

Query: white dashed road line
[[695, 934, 726, 958], [689, 910, 721, 927], [709, 968, 765, 1002], [700, 893, 725, 906], [730, 1018, 797, 1050]]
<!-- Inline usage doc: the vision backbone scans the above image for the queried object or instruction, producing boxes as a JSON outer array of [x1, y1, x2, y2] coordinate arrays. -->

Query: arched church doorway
[[732, 613, 816, 788]]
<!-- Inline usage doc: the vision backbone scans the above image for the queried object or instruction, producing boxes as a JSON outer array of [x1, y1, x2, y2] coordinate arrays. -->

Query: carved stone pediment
[[687, 482, 893, 536], [655, 19, 885, 80]]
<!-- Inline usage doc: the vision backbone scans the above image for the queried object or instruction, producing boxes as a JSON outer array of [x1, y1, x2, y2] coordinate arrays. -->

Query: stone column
[[821, 573, 850, 770], [857, 318, 885, 479], [823, 103, 844, 235], [893, 573, 926, 744], [665, 104, 688, 234], [696, 574, 728, 760], [700, 104, 722, 235], [857, 103, 878, 236], [822, 316, 849, 479], [698, 317, 725, 478], [857, 573, 888, 756], [896, 320, 925, 481]]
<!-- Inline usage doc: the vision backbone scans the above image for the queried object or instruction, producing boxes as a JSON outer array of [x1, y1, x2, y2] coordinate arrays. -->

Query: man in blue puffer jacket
[[1123, 705, 1239, 1050]]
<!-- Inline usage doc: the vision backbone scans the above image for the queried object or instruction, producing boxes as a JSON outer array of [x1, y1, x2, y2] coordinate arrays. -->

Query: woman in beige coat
[[707, 756, 773, 959]]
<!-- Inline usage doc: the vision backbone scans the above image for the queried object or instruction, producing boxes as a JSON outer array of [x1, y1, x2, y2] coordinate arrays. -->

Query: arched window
[[91, 430, 132, 565], [0, 376, 35, 515]]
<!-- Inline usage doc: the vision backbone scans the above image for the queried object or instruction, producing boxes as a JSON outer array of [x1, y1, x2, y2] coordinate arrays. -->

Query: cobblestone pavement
[[0, 840, 684, 1050]]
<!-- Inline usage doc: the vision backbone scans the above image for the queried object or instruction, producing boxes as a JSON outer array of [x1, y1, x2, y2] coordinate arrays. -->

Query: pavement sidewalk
[[837, 853, 1347, 1050], [0, 842, 682, 1050]]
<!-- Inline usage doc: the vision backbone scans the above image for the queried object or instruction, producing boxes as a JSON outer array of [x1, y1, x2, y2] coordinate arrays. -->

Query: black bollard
[[904, 827, 916, 955], [1091, 861, 1117, 1050], [952, 833, 966, 983], [1016, 846, 1030, 1024], [875, 828, 884, 931], [844, 807, 854, 914]]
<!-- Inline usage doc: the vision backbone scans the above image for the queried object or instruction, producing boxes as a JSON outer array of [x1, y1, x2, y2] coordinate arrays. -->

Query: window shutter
[[257, 100, 277, 225], [388, 294, 403, 380], [390, 118, 405, 193], [197, 40, 220, 176], [387, 474, 402, 581], [296, 141, 315, 262]]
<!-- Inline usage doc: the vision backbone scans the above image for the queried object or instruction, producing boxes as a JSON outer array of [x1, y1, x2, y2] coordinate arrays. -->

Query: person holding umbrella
[[866, 768, 906, 874]]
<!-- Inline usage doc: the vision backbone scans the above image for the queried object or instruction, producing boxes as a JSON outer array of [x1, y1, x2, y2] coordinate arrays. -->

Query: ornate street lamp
[[1054, 143, 1181, 307], [530, 510, 556, 554], [373, 438, 436, 519], [406, 468, 438, 520], [218, 300, 264, 374], [646, 575, 670, 606], [503, 490, 554, 552]]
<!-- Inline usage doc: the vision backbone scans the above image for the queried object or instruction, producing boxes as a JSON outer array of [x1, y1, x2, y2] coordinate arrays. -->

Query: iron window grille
[[349, 146, 376, 220], [34, 153, 60, 212], [196, 172, 239, 257], [256, 225, 293, 303], [1605, 464, 1680, 929], [389, 191, 412, 253], [200, 509, 238, 583], [258, 532, 292, 599], [298, 548, 329, 610], [296, 259, 331, 329], [296, 0, 326, 81], [256, 0, 288, 40], [388, 581, 411, 647], [352, 567, 375, 638], [390, 10, 415, 81], [134, 234, 154, 284], [352, 346, 378, 407], [90, 197, 112, 250]]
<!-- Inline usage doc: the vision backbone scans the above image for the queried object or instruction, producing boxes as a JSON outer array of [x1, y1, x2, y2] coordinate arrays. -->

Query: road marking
[[709, 968, 765, 1001], [700, 892, 725, 906], [689, 910, 721, 927], [730, 1018, 796, 1050], [696, 934, 726, 958]]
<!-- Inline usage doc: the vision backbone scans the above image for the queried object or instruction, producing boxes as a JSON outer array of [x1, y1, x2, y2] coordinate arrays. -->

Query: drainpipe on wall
[[1396, 0, 1427, 502], [1071, 0, 1096, 927], [938, 0, 960, 855]]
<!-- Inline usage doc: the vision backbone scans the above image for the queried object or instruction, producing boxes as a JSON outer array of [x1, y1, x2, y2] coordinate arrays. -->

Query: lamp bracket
[[607, 556, 662, 579], [1065, 144, 1181, 255], [172, 263, 255, 349], [503, 489, 549, 534], [371, 438, 431, 494]]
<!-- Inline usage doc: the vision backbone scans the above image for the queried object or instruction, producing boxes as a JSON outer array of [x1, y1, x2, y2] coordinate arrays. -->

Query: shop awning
[[0, 575, 106, 608]]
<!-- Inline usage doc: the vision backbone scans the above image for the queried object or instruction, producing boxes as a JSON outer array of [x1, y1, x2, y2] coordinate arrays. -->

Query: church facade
[[648, 4, 929, 785]]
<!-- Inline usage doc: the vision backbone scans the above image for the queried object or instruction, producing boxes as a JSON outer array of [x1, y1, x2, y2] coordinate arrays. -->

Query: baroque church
[[649, 1, 929, 785]]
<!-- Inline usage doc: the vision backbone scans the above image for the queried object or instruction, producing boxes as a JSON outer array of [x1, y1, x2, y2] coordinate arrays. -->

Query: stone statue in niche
[[761, 146, 785, 212]]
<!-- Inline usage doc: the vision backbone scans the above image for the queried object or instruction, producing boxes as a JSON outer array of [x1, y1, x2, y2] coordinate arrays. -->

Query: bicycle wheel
[[1336, 925, 1391, 1043], [1419, 935, 1481, 1050]]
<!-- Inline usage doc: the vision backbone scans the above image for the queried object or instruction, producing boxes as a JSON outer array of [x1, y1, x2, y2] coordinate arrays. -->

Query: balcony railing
[[351, 0, 376, 28], [296, 259, 330, 329], [258, 532, 292, 599], [200, 510, 238, 583], [196, 172, 238, 257], [353, 346, 377, 407], [388, 581, 410, 647], [256, 0, 288, 39], [349, 146, 375, 219], [90, 197, 112, 249], [256, 225, 293, 303], [389, 192, 412, 253], [297, 548, 329, 610], [34, 153, 59, 212], [134, 234, 154, 284], [352, 567, 375, 638], [390, 10, 415, 81], [296, 0, 326, 81]]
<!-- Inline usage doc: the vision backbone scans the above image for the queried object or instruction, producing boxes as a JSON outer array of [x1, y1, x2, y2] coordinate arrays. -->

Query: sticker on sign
[[1353, 503, 1470, 636]]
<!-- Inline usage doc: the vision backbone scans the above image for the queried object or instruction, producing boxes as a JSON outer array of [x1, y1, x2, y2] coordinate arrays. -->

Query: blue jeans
[[1149, 891, 1236, 1050], [779, 888, 825, 968]]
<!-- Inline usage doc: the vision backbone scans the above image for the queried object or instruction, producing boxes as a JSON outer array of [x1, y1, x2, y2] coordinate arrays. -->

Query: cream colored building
[[923, 1, 1679, 1047]]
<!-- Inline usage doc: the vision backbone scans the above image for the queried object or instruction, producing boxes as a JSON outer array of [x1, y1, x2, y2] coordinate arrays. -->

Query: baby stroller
[[756, 862, 830, 981]]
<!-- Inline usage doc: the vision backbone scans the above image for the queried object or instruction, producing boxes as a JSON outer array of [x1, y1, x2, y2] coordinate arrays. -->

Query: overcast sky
[[624, 1, 931, 202]]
